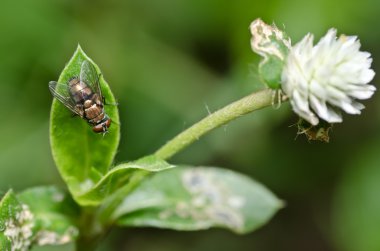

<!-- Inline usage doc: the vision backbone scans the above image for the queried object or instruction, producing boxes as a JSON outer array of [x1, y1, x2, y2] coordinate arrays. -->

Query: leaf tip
[[278, 199, 286, 208], [74, 44, 90, 61], [76, 43, 84, 53], [1, 189, 13, 201]]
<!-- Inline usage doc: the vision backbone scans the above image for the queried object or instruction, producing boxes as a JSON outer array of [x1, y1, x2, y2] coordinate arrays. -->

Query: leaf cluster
[[0, 47, 282, 250]]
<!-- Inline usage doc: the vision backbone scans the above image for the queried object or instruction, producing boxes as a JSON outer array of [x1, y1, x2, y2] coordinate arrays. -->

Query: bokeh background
[[1, 0, 380, 250]]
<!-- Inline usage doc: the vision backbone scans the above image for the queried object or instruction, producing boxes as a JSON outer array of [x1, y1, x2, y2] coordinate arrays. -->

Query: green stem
[[155, 88, 274, 160], [76, 207, 107, 251], [92, 88, 275, 249], [97, 170, 150, 224], [76, 234, 103, 251]]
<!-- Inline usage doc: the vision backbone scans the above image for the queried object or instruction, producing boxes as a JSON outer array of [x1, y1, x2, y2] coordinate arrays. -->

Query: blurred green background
[[1, 0, 379, 250]]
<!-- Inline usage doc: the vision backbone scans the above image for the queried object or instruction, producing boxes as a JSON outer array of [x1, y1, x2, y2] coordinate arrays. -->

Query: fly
[[49, 60, 112, 133]]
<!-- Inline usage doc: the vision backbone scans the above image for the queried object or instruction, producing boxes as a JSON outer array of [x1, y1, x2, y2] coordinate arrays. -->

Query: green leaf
[[18, 186, 79, 247], [0, 187, 80, 250], [75, 155, 174, 206], [49, 45, 120, 201], [0, 190, 34, 251], [113, 167, 283, 234]]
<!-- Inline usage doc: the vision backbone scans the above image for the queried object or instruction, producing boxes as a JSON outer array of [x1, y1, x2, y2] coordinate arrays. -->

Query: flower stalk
[[155, 88, 276, 160]]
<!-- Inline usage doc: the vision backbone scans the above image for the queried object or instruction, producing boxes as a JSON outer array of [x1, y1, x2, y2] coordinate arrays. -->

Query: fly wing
[[80, 60, 103, 98], [49, 81, 83, 117]]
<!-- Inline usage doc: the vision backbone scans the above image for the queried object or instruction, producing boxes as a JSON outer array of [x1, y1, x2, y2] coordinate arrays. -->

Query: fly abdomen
[[90, 112, 105, 124], [83, 100, 103, 122]]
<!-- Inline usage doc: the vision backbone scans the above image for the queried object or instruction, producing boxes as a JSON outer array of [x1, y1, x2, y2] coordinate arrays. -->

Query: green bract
[[49, 45, 120, 204], [250, 18, 290, 90], [259, 56, 285, 90]]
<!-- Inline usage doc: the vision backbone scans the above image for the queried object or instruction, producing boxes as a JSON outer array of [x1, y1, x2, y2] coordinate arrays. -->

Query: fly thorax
[[81, 86, 93, 99], [68, 78, 93, 103], [68, 78, 80, 87], [68, 78, 83, 93]]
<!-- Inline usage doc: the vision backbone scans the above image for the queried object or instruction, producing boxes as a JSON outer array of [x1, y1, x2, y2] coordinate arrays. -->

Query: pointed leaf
[[49, 45, 120, 201], [113, 167, 283, 234]]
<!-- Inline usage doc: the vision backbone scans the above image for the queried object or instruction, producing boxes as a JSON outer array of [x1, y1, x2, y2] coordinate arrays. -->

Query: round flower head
[[281, 29, 376, 125]]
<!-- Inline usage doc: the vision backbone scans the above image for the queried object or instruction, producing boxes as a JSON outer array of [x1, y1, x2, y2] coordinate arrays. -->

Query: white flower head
[[282, 29, 376, 125]]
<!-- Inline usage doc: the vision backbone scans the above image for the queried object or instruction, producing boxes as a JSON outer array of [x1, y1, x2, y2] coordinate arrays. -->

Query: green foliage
[[49, 45, 120, 203], [114, 167, 283, 234], [1, 1, 380, 250], [46, 47, 283, 250], [0, 190, 29, 251], [18, 187, 79, 247], [0, 187, 78, 250], [258, 57, 284, 90], [75, 155, 174, 206]]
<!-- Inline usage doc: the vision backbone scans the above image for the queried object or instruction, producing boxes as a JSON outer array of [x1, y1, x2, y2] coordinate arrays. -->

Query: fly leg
[[103, 96, 118, 106], [74, 104, 84, 118], [97, 73, 118, 106]]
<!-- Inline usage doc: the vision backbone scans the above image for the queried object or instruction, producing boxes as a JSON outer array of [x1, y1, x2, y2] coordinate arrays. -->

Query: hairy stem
[[155, 88, 274, 160], [91, 88, 276, 250], [76, 207, 107, 251]]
